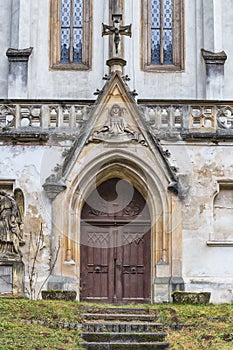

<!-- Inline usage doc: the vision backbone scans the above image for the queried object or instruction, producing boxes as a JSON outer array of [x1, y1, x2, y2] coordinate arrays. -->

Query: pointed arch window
[[142, 0, 184, 71], [50, 0, 92, 70]]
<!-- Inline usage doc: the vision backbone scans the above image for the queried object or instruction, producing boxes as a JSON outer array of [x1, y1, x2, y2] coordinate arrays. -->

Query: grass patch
[[0, 299, 232, 349]]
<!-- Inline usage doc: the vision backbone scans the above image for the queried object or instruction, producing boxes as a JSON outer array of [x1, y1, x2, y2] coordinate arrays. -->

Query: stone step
[[80, 308, 170, 349], [82, 322, 165, 333], [81, 313, 156, 322], [80, 307, 151, 315], [81, 332, 167, 343], [80, 342, 170, 349]]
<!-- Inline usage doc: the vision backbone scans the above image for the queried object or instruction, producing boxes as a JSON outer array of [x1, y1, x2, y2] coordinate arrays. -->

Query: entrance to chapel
[[80, 178, 151, 304]]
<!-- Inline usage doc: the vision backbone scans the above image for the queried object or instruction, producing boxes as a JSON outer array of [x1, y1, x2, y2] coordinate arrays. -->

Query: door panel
[[81, 225, 114, 302], [116, 224, 151, 303]]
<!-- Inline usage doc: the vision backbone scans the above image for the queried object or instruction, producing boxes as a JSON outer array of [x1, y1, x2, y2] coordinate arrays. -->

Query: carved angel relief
[[0, 190, 24, 259], [89, 104, 148, 146]]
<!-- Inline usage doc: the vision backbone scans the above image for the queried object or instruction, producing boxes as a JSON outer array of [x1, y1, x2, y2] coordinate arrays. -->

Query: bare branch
[[36, 237, 61, 299]]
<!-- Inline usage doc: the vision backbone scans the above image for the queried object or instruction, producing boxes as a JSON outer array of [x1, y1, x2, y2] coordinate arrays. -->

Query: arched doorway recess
[[80, 178, 151, 304]]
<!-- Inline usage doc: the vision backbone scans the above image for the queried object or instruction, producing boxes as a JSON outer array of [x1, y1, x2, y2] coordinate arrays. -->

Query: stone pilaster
[[6, 47, 33, 99], [201, 49, 227, 100]]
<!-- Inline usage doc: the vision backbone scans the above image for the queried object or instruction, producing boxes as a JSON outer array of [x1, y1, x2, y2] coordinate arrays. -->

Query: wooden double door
[[80, 178, 151, 304]]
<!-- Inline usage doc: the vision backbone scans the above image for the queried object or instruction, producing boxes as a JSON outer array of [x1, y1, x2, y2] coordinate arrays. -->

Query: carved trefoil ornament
[[0, 191, 24, 260]]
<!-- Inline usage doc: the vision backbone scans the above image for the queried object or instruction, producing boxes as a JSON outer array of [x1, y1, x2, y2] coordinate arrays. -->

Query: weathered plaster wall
[[0, 145, 64, 296], [165, 142, 233, 303], [0, 134, 233, 302]]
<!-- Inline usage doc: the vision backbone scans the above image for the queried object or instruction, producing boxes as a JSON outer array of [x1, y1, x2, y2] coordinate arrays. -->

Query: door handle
[[116, 261, 122, 268]]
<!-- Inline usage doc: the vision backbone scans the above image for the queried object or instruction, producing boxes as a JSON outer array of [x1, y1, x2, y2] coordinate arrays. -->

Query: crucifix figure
[[102, 14, 132, 57]]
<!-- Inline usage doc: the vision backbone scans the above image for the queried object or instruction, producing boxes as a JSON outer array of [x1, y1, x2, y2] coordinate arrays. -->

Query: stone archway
[[80, 177, 151, 304], [49, 150, 183, 303]]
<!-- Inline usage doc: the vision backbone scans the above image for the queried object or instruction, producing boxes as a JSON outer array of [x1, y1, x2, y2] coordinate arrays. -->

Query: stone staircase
[[80, 307, 170, 349]]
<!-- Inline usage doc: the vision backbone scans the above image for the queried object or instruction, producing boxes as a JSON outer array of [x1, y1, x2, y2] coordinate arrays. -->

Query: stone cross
[[102, 14, 132, 57]]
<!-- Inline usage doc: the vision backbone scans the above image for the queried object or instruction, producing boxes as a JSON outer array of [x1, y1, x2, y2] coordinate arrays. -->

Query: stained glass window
[[60, 0, 83, 64], [50, 0, 91, 69], [142, 0, 183, 70], [151, 0, 173, 65]]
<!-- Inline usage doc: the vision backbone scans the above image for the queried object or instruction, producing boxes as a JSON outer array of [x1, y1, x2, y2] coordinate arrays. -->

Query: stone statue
[[97, 104, 135, 136], [0, 191, 23, 258]]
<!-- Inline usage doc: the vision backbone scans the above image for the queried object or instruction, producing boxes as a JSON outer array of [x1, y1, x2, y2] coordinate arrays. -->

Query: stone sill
[[206, 241, 233, 247]]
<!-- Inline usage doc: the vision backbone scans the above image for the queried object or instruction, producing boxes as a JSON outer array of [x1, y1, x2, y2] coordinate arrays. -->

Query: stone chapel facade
[[0, 0, 233, 304]]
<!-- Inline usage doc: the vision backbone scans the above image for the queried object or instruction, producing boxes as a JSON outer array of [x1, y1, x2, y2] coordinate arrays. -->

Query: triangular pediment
[[62, 72, 155, 173]]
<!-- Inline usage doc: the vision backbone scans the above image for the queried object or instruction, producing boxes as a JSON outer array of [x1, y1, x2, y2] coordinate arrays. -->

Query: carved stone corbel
[[42, 175, 66, 201]]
